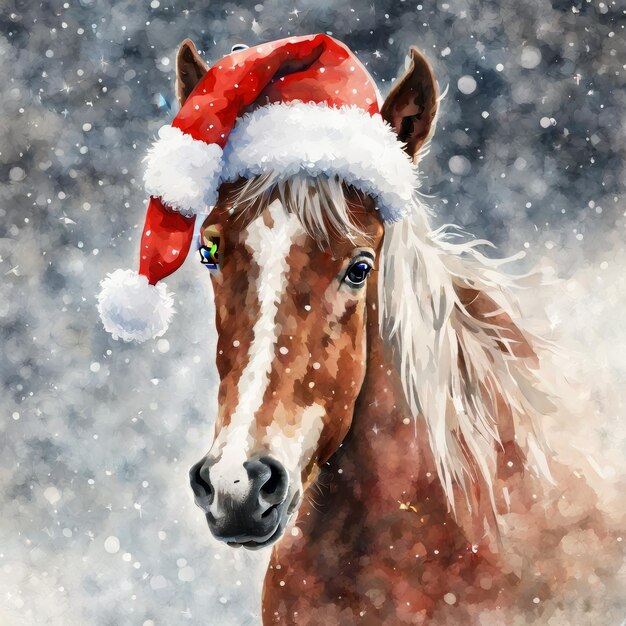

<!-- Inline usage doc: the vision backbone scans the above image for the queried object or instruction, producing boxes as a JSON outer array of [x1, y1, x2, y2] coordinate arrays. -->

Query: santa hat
[[97, 33, 418, 342]]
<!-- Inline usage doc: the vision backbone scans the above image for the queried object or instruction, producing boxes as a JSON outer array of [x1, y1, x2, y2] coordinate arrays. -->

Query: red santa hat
[[97, 33, 418, 342]]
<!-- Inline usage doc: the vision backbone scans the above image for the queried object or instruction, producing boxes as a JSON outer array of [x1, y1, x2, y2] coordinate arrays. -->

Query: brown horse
[[180, 43, 622, 624]]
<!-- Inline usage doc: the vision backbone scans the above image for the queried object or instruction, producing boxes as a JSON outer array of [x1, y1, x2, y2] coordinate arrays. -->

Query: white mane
[[230, 172, 554, 516]]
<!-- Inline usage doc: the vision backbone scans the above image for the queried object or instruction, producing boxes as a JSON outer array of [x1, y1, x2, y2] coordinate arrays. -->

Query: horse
[[162, 40, 624, 625]]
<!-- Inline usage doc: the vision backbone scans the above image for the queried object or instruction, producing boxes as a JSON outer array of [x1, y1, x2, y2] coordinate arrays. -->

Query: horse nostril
[[260, 465, 281, 496], [195, 465, 212, 493], [258, 457, 288, 505], [261, 505, 277, 519], [189, 459, 214, 507], [242, 456, 288, 507]]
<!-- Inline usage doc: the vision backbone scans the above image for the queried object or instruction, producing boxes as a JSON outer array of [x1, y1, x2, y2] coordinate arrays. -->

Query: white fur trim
[[97, 269, 175, 343], [222, 102, 417, 222], [144, 125, 223, 216]]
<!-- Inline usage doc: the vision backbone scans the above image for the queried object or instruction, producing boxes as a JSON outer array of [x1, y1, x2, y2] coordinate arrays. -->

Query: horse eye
[[344, 260, 372, 288]]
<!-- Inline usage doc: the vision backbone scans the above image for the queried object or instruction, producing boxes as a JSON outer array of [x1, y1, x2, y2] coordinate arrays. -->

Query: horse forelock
[[225, 172, 372, 250]]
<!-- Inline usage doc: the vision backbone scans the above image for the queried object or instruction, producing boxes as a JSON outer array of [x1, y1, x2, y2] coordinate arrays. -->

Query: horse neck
[[336, 292, 433, 506], [296, 285, 483, 547], [328, 290, 452, 511]]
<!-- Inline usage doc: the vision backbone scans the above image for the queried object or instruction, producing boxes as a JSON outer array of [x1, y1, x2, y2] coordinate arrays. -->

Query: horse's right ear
[[381, 48, 438, 162], [176, 39, 209, 108]]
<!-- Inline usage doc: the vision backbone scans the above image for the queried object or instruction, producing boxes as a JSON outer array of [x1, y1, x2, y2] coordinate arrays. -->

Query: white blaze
[[210, 200, 305, 494]]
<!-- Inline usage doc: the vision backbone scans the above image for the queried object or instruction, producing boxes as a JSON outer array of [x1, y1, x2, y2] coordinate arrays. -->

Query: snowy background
[[1, 0, 624, 624]]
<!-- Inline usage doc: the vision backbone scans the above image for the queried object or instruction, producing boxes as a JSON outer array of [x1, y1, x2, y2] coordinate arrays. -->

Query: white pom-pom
[[96, 269, 174, 343]]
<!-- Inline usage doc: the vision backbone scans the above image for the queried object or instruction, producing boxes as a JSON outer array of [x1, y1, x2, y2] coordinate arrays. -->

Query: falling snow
[[0, 0, 624, 624]]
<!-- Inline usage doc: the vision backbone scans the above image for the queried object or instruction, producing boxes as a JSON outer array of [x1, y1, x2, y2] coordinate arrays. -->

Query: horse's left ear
[[176, 39, 209, 108], [381, 47, 439, 161]]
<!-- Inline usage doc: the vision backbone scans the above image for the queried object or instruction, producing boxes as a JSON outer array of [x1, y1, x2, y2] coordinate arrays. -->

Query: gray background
[[0, 0, 624, 624]]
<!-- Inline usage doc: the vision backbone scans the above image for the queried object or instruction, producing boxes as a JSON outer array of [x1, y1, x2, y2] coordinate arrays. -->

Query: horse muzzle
[[189, 454, 299, 549]]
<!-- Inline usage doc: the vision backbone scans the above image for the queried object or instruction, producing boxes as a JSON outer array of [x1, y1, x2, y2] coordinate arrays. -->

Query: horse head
[[189, 189, 381, 547]]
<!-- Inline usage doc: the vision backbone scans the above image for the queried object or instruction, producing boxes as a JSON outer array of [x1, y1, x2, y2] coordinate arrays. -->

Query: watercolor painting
[[1, 2, 624, 625]]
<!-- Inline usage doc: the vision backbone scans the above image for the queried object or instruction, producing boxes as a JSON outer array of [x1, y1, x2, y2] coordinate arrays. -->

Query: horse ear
[[381, 48, 438, 161], [176, 39, 209, 108]]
